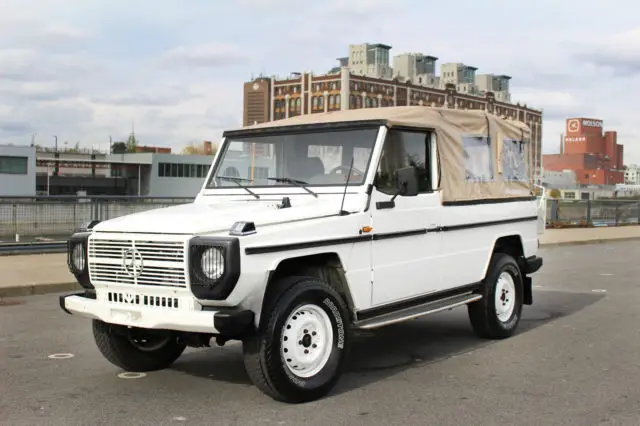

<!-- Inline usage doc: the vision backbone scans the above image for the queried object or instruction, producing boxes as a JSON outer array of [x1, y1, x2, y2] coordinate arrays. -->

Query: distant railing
[[0, 196, 194, 239], [545, 199, 640, 228], [2, 195, 638, 240]]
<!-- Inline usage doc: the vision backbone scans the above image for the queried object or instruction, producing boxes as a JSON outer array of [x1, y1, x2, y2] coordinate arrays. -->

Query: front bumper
[[59, 292, 254, 336]]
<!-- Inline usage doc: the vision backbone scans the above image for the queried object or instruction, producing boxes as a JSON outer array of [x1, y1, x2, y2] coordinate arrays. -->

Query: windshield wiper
[[266, 177, 318, 198], [216, 176, 260, 199]]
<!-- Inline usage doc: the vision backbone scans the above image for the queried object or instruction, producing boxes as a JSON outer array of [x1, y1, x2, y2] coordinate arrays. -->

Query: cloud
[[573, 28, 640, 77], [158, 44, 248, 68], [0, 0, 638, 165]]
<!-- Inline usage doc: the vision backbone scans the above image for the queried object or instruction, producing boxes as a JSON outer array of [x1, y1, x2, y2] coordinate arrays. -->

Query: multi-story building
[[624, 164, 640, 185], [393, 53, 439, 88], [439, 62, 480, 95], [242, 66, 544, 182], [543, 118, 624, 185], [347, 43, 393, 79], [475, 74, 512, 103]]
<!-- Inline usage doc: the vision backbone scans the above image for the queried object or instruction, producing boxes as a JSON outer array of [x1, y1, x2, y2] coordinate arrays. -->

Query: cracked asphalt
[[2, 240, 640, 425]]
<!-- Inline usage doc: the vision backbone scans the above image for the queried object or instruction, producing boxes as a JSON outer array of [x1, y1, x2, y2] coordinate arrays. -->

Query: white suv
[[60, 106, 543, 403]]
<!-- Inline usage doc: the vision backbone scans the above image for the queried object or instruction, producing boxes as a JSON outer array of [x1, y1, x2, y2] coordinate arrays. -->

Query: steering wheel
[[328, 164, 365, 178]]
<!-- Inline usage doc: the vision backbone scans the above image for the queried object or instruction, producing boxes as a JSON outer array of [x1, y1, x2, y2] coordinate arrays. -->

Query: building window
[[0, 155, 28, 175], [158, 162, 210, 178], [335, 94, 340, 106]]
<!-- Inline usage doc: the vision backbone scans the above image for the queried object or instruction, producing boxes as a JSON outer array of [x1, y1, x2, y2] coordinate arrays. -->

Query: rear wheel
[[92, 320, 186, 372], [468, 252, 524, 339], [242, 276, 351, 403]]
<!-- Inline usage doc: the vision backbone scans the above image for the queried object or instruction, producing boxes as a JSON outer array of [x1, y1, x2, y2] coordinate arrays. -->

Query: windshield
[[206, 126, 379, 189]]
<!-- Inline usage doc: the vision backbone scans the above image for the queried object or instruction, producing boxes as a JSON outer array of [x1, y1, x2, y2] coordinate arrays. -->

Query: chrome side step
[[353, 293, 483, 330]]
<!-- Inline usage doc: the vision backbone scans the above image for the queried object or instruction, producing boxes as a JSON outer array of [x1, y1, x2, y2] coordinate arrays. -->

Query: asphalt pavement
[[2, 240, 640, 425]]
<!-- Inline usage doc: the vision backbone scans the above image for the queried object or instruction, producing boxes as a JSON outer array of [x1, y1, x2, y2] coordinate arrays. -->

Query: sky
[[1, 0, 639, 163]]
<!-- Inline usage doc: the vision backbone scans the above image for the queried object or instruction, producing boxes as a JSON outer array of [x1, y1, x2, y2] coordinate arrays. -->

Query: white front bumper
[[61, 294, 220, 334]]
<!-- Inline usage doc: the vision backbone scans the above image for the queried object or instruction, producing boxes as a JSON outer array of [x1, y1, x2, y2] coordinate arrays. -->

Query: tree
[[181, 142, 218, 155], [111, 141, 127, 154], [126, 132, 138, 153]]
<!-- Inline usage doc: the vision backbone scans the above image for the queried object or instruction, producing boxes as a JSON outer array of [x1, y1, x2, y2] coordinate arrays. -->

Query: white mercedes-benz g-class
[[60, 106, 543, 403]]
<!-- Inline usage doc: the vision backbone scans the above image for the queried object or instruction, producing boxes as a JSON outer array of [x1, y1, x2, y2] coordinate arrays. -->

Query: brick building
[[543, 118, 624, 185], [243, 67, 544, 182]]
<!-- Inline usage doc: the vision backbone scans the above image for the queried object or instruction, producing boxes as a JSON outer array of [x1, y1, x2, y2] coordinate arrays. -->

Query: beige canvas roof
[[230, 106, 534, 203]]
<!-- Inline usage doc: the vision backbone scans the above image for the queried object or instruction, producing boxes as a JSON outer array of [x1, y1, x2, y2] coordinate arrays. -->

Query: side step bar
[[353, 293, 483, 330]]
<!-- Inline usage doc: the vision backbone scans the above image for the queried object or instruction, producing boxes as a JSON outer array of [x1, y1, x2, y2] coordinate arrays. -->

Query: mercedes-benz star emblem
[[122, 248, 144, 278]]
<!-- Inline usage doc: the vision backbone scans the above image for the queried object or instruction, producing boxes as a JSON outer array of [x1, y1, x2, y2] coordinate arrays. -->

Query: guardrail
[[0, 195, 194, 239], [0, 196, 638, 255], [545, 199, 640, 228], [0, 241, 67, 256]]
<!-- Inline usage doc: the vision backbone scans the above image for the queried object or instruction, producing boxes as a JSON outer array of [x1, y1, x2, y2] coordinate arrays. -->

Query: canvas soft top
[[224, 106, 534, 204]]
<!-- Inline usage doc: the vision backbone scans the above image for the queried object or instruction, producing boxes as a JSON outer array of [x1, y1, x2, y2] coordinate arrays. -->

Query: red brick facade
[[243, 68, 544, 181], [543, 118, 624, 185]]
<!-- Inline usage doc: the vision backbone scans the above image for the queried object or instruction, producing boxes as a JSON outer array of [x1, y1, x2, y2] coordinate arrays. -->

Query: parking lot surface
[[2, 240, 640, 425]]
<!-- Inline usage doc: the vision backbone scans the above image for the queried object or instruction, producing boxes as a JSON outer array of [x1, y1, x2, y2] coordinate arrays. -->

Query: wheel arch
[[484, 234, 527, 276], [257, 252, 357, 329], [483, 234, 532, 305]]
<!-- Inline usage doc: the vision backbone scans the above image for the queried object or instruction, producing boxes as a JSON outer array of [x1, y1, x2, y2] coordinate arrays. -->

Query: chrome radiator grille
[[88, 237, 187, 287]]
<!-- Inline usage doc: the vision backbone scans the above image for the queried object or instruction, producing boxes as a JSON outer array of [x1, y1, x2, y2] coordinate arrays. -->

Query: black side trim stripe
[[244, 216, 538, 255], [244, 229, 427, 255], [356, 282, 481, 321], [441, 215, 538, 232], [372, 229, 427, 240], [443, 196, 537, 206]]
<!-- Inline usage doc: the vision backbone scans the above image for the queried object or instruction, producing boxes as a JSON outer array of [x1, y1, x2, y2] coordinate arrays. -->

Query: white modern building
[[0, 144, 36, 197], [624, 164, 640, 184], [0, 147, 221, 198]]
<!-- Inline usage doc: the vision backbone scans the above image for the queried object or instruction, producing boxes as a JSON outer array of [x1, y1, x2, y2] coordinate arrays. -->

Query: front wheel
[[468, 252, 524, 339], [92, 320, 187, 372], [242, 277, 351, 403]]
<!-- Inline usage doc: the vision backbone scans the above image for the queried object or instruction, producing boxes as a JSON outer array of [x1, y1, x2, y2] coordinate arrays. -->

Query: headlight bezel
[[188, 237, 240, 300], [67, 232, 93, 289]]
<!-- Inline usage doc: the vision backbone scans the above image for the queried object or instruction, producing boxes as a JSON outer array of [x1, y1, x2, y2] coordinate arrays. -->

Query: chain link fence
[[545, 199, 640, 228], [0, 196, 194, 239]]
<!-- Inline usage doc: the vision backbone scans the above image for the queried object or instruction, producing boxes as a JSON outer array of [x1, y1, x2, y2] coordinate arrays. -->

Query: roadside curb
[[0, 282, 81, 299], [540, 236, 640, 247]]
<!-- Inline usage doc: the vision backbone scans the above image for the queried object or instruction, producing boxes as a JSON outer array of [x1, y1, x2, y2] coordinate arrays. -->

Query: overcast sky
[[1, 0, 638, 163]]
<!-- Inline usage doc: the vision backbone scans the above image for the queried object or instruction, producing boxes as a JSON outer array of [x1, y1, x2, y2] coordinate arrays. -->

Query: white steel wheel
[[280, 304, 334, 378], [468, 252, 524, 339], [242, 276, 352, 403], [494, 271, 516, 323]]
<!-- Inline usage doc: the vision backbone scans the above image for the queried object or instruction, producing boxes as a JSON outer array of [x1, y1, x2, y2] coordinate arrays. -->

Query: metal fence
[[1, 196, 639, 240], [546, 199, 640, 227], [0, 196, 194, 239]]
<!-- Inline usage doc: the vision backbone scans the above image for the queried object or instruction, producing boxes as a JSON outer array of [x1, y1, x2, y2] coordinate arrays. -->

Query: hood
[[92, 197, 353, 235]]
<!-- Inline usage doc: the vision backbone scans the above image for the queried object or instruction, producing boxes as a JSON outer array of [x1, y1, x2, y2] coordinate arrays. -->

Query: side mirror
[[396, 166, 419, 197], [376, 166, 420, 210]]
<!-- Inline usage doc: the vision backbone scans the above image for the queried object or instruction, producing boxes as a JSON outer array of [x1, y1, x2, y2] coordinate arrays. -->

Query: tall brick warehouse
[[543, 118, 624, 185], [243, 67, 543, 182]]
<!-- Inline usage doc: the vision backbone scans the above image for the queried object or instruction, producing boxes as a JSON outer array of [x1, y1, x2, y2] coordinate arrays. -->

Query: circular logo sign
[[122, 248, 144, 278], [568, 119, 580, 132]]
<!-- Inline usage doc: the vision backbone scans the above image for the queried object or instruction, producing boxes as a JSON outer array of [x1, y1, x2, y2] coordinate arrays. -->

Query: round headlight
[[201, 247, 224, 280], [72, 243, 85, 271]]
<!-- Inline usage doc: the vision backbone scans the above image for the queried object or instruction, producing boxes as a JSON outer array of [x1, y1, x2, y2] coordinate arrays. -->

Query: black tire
[[242, 276, 352, 403], [468, 252, 524, 339], [92, 320, 186, 372]]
